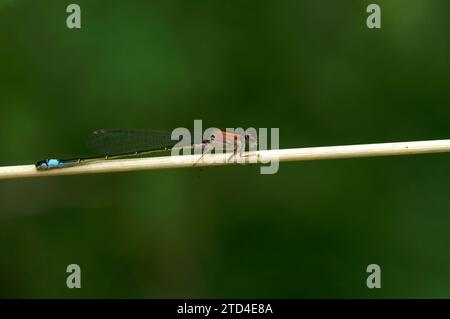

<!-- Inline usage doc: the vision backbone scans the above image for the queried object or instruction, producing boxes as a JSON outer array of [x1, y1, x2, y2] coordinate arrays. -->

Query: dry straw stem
[[0, 139, 450, 180]]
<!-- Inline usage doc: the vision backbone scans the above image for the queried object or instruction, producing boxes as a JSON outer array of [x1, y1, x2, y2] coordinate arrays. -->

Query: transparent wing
[[86, 128, 180, 155]]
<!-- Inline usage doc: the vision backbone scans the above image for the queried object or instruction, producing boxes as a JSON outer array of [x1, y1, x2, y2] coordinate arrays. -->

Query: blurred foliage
[[0, 0, 449, 297]]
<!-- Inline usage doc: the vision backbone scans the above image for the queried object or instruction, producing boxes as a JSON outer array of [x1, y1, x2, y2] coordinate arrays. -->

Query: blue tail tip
[[36, 159, 60, 170]]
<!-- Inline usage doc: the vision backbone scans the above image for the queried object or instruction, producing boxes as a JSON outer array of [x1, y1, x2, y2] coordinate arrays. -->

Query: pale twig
[[0, 139, 449, 180]]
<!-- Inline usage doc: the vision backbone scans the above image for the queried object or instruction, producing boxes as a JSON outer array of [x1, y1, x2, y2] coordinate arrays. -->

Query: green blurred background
[[0, 0, 449, 298]]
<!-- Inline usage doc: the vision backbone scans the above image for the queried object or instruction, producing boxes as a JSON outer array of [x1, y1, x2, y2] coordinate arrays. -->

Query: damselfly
[[36, 128, 257, 170]]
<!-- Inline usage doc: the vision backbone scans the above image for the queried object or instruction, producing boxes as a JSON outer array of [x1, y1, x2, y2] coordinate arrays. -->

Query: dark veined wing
[[86, 128, 180, 155]]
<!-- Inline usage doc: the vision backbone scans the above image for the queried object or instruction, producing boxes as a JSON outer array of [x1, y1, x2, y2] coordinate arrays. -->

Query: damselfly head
[[245, 133, 258, 149]]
